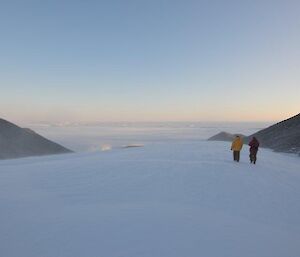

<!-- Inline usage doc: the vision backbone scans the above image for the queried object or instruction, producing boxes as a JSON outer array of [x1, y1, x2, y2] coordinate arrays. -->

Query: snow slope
[[0, 141, 300, 257]]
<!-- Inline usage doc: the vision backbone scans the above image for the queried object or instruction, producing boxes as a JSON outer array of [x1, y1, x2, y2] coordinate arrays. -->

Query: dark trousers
[[233, 151, 240, 162], [249, 151, 257, 164]]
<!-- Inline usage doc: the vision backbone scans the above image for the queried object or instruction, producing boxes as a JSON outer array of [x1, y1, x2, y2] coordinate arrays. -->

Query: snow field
[[0, 141, 300, 257]]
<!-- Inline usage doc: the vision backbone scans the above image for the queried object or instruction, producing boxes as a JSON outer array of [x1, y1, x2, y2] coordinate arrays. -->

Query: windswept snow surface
[[0, 141, 300, 257]]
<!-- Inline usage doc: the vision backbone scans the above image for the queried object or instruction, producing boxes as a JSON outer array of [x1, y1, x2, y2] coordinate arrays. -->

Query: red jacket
[[249, 138, 259, 153]]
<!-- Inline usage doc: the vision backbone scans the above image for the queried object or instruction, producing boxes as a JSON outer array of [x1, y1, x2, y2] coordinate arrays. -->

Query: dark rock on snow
[[0, 118, 72, 160], [207, 132, 246, 142], [208, 113, 300, 154], [247, 113, 300, 154]]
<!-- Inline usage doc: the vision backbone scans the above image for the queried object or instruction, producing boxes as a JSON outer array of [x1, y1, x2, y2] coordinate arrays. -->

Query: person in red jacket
[[248, 137, 259, 164]]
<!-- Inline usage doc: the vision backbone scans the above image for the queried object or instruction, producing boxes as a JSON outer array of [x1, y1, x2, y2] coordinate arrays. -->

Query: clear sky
[[0, 0, 299, 124]]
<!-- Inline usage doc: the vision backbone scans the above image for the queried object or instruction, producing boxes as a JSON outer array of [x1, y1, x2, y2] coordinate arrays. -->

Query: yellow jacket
[[231, 137, 243, 151]]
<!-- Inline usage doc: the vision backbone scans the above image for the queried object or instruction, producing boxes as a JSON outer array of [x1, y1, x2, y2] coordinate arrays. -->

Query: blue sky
[[0, 0, 299, 124]]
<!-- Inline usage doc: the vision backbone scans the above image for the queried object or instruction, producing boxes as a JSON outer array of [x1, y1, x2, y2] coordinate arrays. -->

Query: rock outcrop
[[246, 113, 300, 154], [208, 132, 245, 142], [0, 118, 72, 160], [208, 113, 300, 154]]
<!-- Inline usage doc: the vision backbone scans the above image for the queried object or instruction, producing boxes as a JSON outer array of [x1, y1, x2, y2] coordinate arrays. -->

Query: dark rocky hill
[[208, 132, 246, 142], [246, 113, 300, 153], [208, 113, 300, 154], [0, 118, 72, 160]]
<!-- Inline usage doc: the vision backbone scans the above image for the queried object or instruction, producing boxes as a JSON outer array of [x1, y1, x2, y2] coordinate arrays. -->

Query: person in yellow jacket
[[231, 135, 243, 162]]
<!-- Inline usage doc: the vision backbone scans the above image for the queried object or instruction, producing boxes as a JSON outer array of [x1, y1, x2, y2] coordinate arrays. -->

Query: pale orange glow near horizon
[[1, 106, 298, 126]]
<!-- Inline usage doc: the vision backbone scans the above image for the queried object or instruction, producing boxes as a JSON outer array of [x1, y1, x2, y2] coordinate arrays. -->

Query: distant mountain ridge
[[208, 113, 300, 154], [0, 118, 72, 160], [207, 132, 246, 142]]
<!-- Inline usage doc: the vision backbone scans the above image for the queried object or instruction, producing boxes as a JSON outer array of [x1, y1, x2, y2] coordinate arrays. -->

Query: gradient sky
[[0, 0, 299, 124]]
